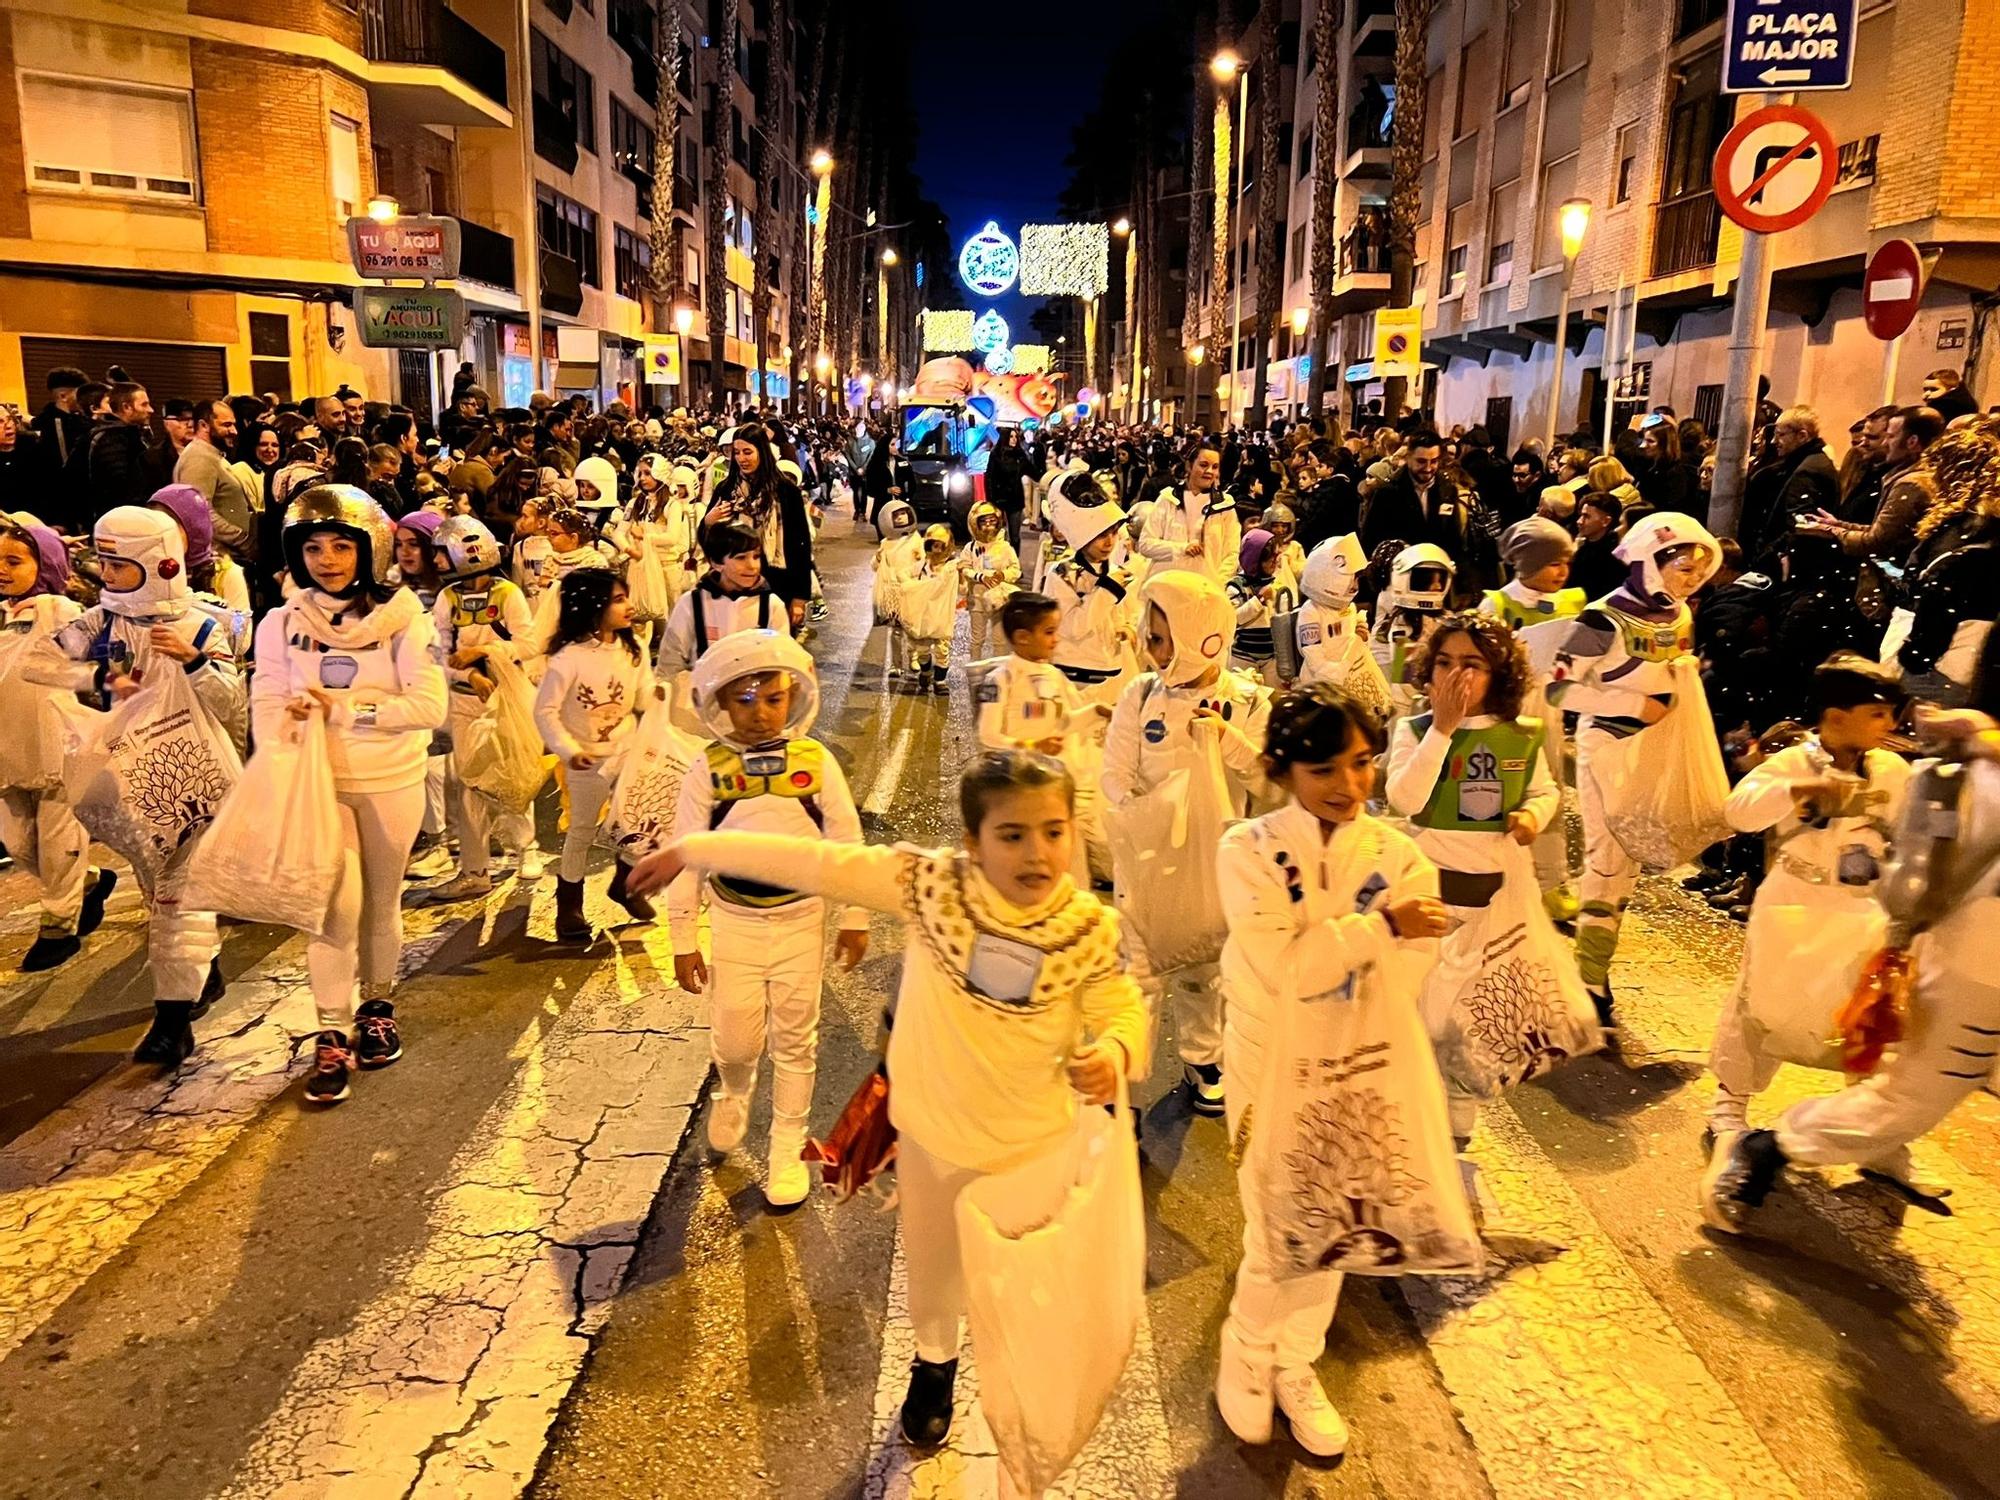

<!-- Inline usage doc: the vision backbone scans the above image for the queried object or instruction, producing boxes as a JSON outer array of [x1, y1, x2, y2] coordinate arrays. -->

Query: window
[[684, 244, 702, 313], [18, 75, 199, 203], [1298, 125, 1313, 180], [614, 225, 652, 300], [1291, 223, 1308, 279], [1533, 153, 1578, 267], [1487, 178, 1519, 283], [532, 30, 595, 152], [1659, 50, 1726, 202], [1693, 383, 1723, 435], [537, 183, 600, 286], [1444, 205, 1470, 297], [611, 96, 657, 177], [1500, 0, 1547, 107], [330, 114, 363, 218], [1552, 0, 1591, 74], [1612, 123, 1637, 204], [248, 312, 292, 402], [1455, 43, 1494, 137], [610, 0, 655, 54]]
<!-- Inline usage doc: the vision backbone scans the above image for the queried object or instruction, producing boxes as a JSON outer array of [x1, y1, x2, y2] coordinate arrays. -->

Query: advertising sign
[[355, 287, 465, 350], [346, 215, 461, 281]]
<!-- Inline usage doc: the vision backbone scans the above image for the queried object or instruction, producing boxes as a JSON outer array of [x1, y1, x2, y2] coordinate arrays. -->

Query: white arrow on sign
[[1759, 67, 1813, 83]]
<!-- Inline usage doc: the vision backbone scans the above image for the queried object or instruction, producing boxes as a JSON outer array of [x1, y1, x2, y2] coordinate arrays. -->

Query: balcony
[[359, 0, 511, 126], [453, 217, 516, 291], [1353, 1, 1394, 58], [1327, 211, 1394, 312], [674, 174, 700, 215], [534, 94, 580, 175], [1649, 190, 1722, 278]]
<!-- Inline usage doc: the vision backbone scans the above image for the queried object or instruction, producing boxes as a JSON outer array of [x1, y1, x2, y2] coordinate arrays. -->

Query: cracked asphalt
[[1, 510, 1997, 1499]]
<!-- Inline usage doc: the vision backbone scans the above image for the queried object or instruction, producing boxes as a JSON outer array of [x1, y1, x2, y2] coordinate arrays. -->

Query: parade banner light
[[1011, 344, 1051, 374], [957, 221, 1019, 298], [1019, 223, 1109, 298], [921, 308, 977, 352], [971, 309, 1010, 353]]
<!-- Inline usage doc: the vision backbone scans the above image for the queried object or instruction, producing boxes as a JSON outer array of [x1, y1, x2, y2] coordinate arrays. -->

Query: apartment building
[[0, 0, 803, 419]]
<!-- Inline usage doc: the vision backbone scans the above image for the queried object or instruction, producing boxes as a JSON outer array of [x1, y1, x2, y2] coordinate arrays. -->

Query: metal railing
[[1649, 190, 1721, 277], [358, 0, 507, 107], [453, 217, 515, 290]]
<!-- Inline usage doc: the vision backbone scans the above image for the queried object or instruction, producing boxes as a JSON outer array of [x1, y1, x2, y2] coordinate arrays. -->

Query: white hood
[[94, 505, 191, 618], [1141, 570, 1235, 686], [1300, 534, 1368, 608]]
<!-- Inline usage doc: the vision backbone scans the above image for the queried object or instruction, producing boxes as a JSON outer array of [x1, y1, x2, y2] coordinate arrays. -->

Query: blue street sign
[[1723, 0, 1857, 93]]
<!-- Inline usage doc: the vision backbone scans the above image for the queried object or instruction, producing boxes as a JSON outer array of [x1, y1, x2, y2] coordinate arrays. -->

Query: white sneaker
[[766, 1126, 811, 1208], [1214, 1329, 1274, 1445], [1275, 1367, 1349, 1457], [419, 871, 493, 904], [406, 842, 454, 880], [708, 1094, 748, 1154], [517, 847, 547, 882]]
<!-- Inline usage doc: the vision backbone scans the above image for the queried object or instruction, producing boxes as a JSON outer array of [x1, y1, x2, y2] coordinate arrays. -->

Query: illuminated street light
[[1188, 343, 1206, 365], [814, 352, 833, 377], [881, 248, 899, 266], [1290, 306, 1310, 336], [672, 303, 695, 334], [809, 149, 834, 176], [1547, 197, 1594, 447], [1210, 49, 1243, 81], [1558, 197, 1593, 262], [365, 196, 400, 222], [1112, 217, 1132, 236]]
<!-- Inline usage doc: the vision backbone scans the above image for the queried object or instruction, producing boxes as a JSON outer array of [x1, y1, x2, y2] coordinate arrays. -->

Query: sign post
[[347, 213, 467, 357], [1723, 0, 1857, 94], [1374, 306, 1423, 381], [354, 287, 467, 351]]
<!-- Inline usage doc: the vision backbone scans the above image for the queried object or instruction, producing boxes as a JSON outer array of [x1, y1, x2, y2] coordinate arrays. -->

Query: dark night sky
[[900, 0, 1155, 364]]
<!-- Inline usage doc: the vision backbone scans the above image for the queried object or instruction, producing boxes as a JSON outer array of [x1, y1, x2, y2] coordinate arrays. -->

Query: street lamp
[[1113, 218, 1138, 418], [880, 248, 899, 267], [809, 149, 834, 177], [1212, 49, 1249, 428], [1209, 49, 1242, 81], [1290, 306, 1309, 336], [1112, 217, 1132, 237], [672, 303, 695, 334], [1189, 341, 1208, 428], [365, 196, 399, 222], [1545, 196, 1593, 447]]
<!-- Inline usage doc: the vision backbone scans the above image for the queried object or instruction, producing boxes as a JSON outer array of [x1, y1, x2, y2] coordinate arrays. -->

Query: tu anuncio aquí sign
[[1723, 0, 1857, 93], [355, 287, 466, 350]]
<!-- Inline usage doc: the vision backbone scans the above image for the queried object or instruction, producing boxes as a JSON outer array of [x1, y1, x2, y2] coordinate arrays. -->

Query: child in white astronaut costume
[[1044, 478, 1138, 717], [870, 500, 924, 683], [898, 525, 963, 690], [668, 630, 870, 1207], [1285, 534, 1390, 713], [958, 501, 1022, 661], [1371, 543, 1457, 718], [1103, 570, 1271, 1116], [0, 519, 113, 972], [1702, 654, 1912, 1179], [252, 484, 449, 1104], [425, 515, 543, 902], [1546, 512, 1721, 1022], [31, 506, 246, 1066]]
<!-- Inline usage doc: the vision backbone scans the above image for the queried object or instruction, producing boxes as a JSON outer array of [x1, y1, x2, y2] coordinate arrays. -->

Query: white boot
[[1274, 1366, 1349, 1457], [708, 1092, 749, 1154], [766, 1114, 811, 1208], [1214, 1327, 1275, 1445]]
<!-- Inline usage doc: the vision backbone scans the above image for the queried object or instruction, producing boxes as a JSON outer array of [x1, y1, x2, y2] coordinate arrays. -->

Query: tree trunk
[[1249, 5, 1282, 432], [705, 0, 740, 412], [649, 15, 683, 335], [1306, 0, 1342, 422], [750, 0, 784, 412], [1184, 9, 1213, 425], [1384, 0, 1436, 422], [790, 2, 829, 413]]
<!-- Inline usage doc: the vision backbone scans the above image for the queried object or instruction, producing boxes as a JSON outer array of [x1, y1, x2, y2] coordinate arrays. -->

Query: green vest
[[1484, 586, 1586, 631], [1409, 716, 1544, 832]]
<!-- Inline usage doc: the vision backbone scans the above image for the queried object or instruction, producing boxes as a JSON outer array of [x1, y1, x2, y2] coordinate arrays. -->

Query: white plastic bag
[[1589, 657, 1731, 872], [1421, 844, 1602, 1098], [626, 543, 672, 623], [898, 568, 958, 642], [0, 634, 72, 791], [871, 556, 904, 627], [606, 705, 703, 862], [1742, 900, 1888, 1070], [182, 712, 344, 935], [457, 651, 547, 814], [1250, 876, 1483, 1278], [1103, 731, 1232, 972], [956, 1075, 1144, 1497], [64, 666, 242, 890]]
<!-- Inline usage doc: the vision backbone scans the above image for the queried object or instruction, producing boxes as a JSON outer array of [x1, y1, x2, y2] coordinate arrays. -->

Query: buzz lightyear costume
[[1286, 535, 1390, 715], [1044, 483, 1138, 715], [1546, 513, 1721, 1009], [667, 630, 870, 1205], [1370, 543, 1456, 717]]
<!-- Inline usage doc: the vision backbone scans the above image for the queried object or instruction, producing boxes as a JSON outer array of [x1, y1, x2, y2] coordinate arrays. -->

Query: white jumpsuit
[[0, 592, 90, 938]]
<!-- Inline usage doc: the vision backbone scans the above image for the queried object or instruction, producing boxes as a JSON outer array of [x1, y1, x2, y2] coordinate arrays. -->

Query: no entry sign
[[1712, 104, 1838, 234], [1863, 239, 1925, 341]]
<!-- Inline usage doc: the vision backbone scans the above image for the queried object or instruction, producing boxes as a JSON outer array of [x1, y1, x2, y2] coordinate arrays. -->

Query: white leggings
[[898, 1133, 986, 1364], [558, 763, 615, 882], [421, 752, 448, 837], [0, 787, 90, 935], [147, 846, 217, 1004], [707, 899, 825, 1129], [308, 784, 426, 1030]]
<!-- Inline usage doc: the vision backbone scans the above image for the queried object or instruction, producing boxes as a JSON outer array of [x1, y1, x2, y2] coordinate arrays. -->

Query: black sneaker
[[899, 1357, 957, 1447], [1701, 1128, 1787, 1233], [133, 1001, 196, 1067], [76, 869, 117, 938], [354, 1000, 403, 1068], [930, 672, 949, 696], [1184, 1061, 1226, 1117], [305, 1030, 355, 1104], [19, 932, 81, 972]]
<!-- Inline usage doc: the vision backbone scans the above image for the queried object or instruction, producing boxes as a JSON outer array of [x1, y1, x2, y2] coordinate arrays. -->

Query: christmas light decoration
[[957, 221, 1019, 297], [1011, 344, 1051, 374], [921, 309, 976, 352], [985, 345, 1015, 374], [1019, 223, 1110, 298], [1211, 97, 1232, 346], [972, 308, 1010, 353]]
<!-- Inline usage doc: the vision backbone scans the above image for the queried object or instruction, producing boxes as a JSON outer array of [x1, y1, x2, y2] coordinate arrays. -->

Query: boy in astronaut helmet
[[421, 514, 544, 902], [1546, 511, 1722, 1024], [667, 630, 869, 1207], [870, 498, 924, 682], [1370, 542, 1457, 717], [1285, 534, 1391, 717], [1044, 473, 1138, 717], [959, 502, 1022, 661], [1103, 571, 1272, 1117], [30, 505, 246, 1066]]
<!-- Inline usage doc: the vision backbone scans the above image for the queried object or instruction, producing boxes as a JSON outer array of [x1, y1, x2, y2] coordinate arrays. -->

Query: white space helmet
[[1140, 570, 1235, 687], [689, 628, 820, 743], [1300, 534, 1368, 608], [876, 499, 918, 541], [1049, 471, 1127, 552], [433, 515, 503, 580], [573, 456, 620, 509], [1614, 511, 1721, 605], [282, 483, 395, 600], [669, 463, 699, 501], [1384, 543, 1456, 612], [94, 505, 191, 618], [777, 457, 803, 485]]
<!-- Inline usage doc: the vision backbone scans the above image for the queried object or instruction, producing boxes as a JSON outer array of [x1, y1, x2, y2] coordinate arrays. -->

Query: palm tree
[[648, 14, 683, 336], [751, 0, 785, 408], [1248, 7, 1282, 430], [1384, 0, 1438, 421], [704, 0, 740, 411], [790, 2, 829, 412], [1184, 14, 1213, 425], [1305, 0, 1342, 420]]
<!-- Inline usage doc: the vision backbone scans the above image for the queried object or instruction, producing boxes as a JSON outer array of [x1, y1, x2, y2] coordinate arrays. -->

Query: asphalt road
[[0, 509, 1996, 1499]]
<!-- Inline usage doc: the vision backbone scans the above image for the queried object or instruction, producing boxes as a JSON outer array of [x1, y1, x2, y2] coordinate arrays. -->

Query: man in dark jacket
[[74, 382, 156, 522], [1747, 406, 1841, 557], [31, 365, 90, 488], [1357, 431, 1474, 569]]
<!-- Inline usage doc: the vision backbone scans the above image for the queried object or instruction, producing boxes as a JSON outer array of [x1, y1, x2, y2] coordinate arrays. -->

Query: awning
[[1342, 359, 1439, 383]]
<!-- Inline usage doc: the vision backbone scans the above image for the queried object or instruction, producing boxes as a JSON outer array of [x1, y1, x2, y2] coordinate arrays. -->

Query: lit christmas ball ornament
[[957, 221, 1020, 298], [985, 345, 1015, 374], [972, 309, 1011, 354]]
